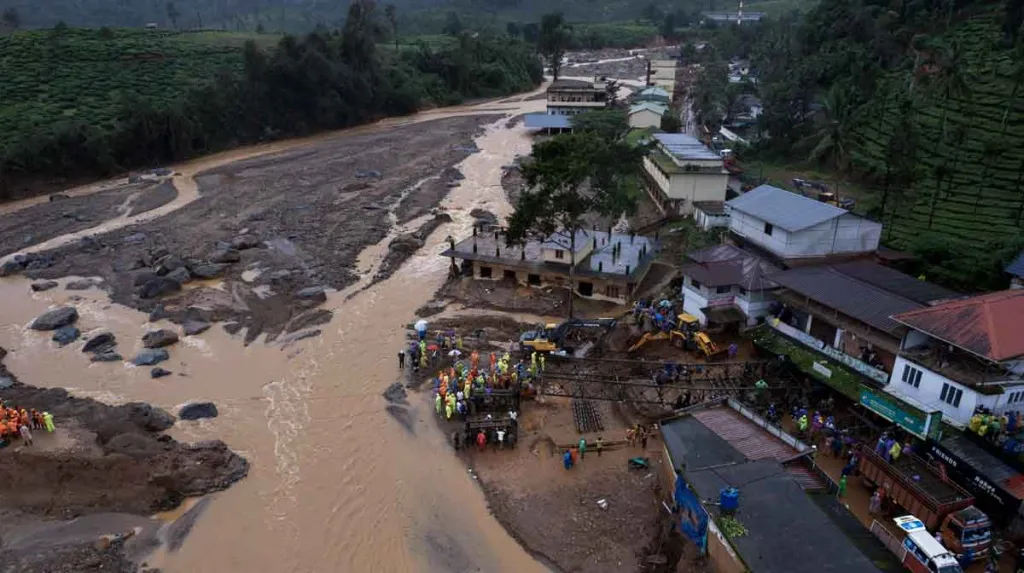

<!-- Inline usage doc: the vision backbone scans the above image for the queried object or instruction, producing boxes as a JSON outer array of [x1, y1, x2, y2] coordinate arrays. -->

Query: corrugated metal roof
[[652, 133, 720, 161], [635, 86, 670, 100], [828, 261, 960, 305], [691, 408, 798, 461], [770, 265, 924, 334], [893, 290, 1024, 362], [727, 184, 847, 232], [938, 435, 1024, 501], [1006, 250, 1024, 278], [682, 244, 780, 290], [629, 102, 668, 116], [523, 114, 572, 129], [548, 79, 597, 90]]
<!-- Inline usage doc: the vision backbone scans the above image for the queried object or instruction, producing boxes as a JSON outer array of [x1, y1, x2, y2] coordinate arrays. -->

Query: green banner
[[859, 386, 936, 438]]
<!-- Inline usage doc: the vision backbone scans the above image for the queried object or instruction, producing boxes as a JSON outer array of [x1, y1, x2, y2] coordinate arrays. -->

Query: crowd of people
[[423, 347, 542, 421], [0, 403, 54, 447]]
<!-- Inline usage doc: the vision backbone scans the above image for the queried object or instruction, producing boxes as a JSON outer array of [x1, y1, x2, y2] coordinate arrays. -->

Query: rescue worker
[[563, 449, 573, 470], [435, 393, 442, 415], [595, 436, 603, 457], [798, 413, 809, 433], [837, 475, 847, 498], [42, 412, 54, 433], [889, 440, 902, 462], [19, 423, 32, 446], [539, 354, 545, 372], [477, 430, 486, 452], [578, 437, 587, 460], [398, 350, 405, 369]]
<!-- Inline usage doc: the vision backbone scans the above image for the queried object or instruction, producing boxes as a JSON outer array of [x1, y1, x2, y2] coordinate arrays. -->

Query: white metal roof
[[652, 133, 720, 161], [727, 184, 848, 232]]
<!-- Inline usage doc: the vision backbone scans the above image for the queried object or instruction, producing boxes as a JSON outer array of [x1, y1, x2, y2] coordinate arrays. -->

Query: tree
[[506, 132, 647, 318], [385, 4, 398, 51], [661, 13, 676, 40], [1, 7, 20, 30], [443, 12, 463, 36], [660, 113, 682, 132], [538, 12, 571, 80], [642, 3, 663, 23], [166, 1, 180, 29], [570, 109, 628, 140], [799, 85, 856, 171], [506, 21, 521, 38]]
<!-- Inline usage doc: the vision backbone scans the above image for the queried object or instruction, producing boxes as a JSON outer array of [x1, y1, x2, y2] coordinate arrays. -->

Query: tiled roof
[[727, 184, 847, 232], [770, 264, 925, 335], [893, 290, 1024, 362]]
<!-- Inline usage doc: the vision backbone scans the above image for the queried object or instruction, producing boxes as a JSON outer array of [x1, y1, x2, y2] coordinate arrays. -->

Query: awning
[[702, 306, 744, 324]]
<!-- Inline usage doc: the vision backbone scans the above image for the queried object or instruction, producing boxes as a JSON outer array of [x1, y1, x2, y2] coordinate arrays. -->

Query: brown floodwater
[[0, 90, 551, 572]]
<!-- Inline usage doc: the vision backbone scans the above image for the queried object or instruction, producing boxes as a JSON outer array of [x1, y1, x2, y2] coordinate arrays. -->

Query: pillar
[[804, 314, 813, 334]]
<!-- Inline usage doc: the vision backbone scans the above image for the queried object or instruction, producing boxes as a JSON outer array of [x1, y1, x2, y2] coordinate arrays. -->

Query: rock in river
[[30, 307, 79, 331], [231, 235, 261, 250], [209, 248, 241, 264], [295, 286, 326, 303], [179, 402, 218, 420], [66, 278, 101, 290], [30, 280, 59, 292], [138, 277, 182, 299], [82, 332, 116, 353], [52, 326, 81, 346], [151, 367, 173, 379], [183, 321, 212, 336], [132, 348, 169, 366], [91, 351, 123, 363], [142, 329, 179, 349], [191, 263, 227, 280], [167, 267, 192, 285]]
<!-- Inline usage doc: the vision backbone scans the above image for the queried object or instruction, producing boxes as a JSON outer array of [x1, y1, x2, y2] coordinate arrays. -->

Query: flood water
[[0, 89, 551, 572]]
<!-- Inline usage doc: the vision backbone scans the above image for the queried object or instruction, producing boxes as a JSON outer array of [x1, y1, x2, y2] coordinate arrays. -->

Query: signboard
[[768, 319, 889, 384], [706, 296, 735, 308], [859, 386, 931, 439], [674, 474, 709, 554], [812, 361, 833, 379], [926, 440, 1024, 519]]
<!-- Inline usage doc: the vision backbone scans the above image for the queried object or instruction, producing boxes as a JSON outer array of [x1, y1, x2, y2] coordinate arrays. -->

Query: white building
[[545, 78, 608, 116], [693, 201, 730, 231], [628, 102, 667, 129], [641, 133, 728, 216], [726, 184, 881, 262], [649, 59, 676, 94], [886, 290, 1024, 427], [681, 244, 780, 326]]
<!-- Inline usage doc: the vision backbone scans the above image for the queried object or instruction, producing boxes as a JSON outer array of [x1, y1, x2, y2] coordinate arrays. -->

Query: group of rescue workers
[[0, 403, 55, 447], [428, 348, 542, 421]]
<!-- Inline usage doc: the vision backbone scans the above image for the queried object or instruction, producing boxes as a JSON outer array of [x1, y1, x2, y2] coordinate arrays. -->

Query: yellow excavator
[[628, 314, 727, 360], [519, 318, 618, 354]]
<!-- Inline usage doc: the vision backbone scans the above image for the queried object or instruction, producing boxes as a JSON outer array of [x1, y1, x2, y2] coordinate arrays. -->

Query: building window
[[554, 250, 564, 260], [940, 383, 963, 407], [763, 222, 774, 236], [716, 285, 731, 294], [605, 285, 620, 299], [528, 274, 541, 286], [690, 278, 702, 289], [901, 364, 922, 388], [479, 266, 492, 278]]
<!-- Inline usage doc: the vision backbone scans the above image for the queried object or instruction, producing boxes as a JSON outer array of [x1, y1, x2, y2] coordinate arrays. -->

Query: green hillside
[[0, 28, 277, 149]]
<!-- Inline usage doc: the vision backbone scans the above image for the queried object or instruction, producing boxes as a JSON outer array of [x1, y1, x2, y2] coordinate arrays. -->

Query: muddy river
[[0, 90, 553, 572]]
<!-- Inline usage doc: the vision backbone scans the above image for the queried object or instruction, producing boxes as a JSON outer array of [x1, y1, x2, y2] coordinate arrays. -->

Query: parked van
[[893, 516, 964, 573]]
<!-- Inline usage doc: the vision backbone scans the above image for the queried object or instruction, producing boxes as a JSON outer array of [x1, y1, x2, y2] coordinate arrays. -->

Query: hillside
[[747, 0, 1024, 289], [0, 29, 276, 149]]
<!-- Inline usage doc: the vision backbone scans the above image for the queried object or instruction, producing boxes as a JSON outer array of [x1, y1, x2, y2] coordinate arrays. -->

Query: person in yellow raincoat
[[889, 441, 902, 462], [435, 393, 442, 415], [798, 414, 809, 433], [43, 412, 54, 433]]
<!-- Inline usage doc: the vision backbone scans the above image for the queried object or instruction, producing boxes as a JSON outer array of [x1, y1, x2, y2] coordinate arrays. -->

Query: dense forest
[[0, 2, 542, 199], [723, 0, 1024, 290]]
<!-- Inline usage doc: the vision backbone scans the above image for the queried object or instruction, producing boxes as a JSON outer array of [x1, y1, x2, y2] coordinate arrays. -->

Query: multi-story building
[[727, 184, 882, 263], [524, 78, 609, 131], [680, 244, 780, 327], [641, 133, 728, 216], [886, 290, 1024, 427]]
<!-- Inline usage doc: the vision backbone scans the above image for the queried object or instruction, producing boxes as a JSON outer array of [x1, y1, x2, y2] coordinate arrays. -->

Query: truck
[[859, 448, 993, 561]]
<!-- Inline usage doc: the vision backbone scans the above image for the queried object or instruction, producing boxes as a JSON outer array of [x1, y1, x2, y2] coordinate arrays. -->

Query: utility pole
[[645, 58, 652, 86]]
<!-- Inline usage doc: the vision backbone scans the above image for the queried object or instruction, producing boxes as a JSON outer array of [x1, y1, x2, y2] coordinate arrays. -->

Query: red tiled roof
[[892, 290, 1024, 362], [691, 408, 798, 461]]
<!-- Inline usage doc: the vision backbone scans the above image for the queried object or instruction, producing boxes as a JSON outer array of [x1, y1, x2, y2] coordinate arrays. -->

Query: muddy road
[[0, 88, 552, 573]]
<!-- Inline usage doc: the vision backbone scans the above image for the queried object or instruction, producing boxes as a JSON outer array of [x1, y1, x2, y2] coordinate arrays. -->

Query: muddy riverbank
[[0, 348, 247, 572]]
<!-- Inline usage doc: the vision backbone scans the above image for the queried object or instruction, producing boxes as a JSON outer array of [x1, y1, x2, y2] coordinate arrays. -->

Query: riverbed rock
[[0, 377, 13, 389], [151, 368, 172, 379], [209, 248, 241, 264], [470, 208, 498, 225], [167, 267, 192, 285], [66, 278, 101, 290], [182, 321, 212, 336], [125, 402, 175, 431], [52, 326, 81, 346], [295, 286, 326, 302], [91, 351, 123, 362], [132, 270, 160, 287], [382, 382, 408, 405], [30, 280, 59, 292], [138, 277, 182, 299], [179, 402, 218, 420], [223, 322, 243, 335], [49, 193, 70, 202], [278, 329, 322, 345], [132, 348, 169, 366], [123, 233, 148, 245], [142, 329, 179, 349], [355, 169, 382, 178], [231, 235, 261, 250], [30, 307, 79, 331], [156, 256, 186, 276], [82, 332, 116, 353], [0, 260, 22, 277], [284, 309, 333, 333], [190, 263, 227, 280]]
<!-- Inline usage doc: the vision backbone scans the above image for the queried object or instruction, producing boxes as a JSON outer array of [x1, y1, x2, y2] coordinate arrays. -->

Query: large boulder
[[295, 286, 327, 303], [191, 263, 227, 280], [133, 270, 161, 287], [209, 248, 241, 264], [30, 280, 59, 292], [179, 402, 219, 421], [138, 277, 182, 299], [0, 260, 23, 277], [132, 348, 169, 366], [125, 402, 175, 431], [52, 326, 81, 346], [82, 332, 116, 353], [91, 351, 123, 363], [231, 235, 261, 250], [167, 267, 192, 285], [142, 329, 179, 349], [151, 367, 173, 379], [182, 321, 212, 336], [156, 256, 186, 276], [66, 278, 101, 290], [30, 307, 79, 331]]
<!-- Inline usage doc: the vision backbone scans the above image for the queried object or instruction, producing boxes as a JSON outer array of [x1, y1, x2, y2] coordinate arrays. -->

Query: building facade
[[681, 244, 780, 327], [545, 78, 608, 116], [641, 133, 728, 216], [727, 185, 882, 261], [628, 102, 667, 129]]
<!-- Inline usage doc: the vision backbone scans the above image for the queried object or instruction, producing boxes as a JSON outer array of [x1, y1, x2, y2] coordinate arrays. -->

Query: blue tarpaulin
[[673, 474, 709, 553]]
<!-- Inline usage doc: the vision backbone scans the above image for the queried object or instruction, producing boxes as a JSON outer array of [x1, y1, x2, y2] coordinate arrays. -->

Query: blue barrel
[[720, 487, 739, 513]]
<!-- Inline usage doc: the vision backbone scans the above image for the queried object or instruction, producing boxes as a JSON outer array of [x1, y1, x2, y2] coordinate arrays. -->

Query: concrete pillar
[[833, 328, 844, 350], [804, 314, 813, 334]]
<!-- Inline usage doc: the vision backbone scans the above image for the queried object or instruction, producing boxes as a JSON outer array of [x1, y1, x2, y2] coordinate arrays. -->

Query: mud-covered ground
[[6, 115, 497, 342], [0, 181, 177, 257], [0, 348, 247, 572]]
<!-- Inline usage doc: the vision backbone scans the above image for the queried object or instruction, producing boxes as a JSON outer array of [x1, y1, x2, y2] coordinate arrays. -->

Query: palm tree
[[801, 85, 857, 171]]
